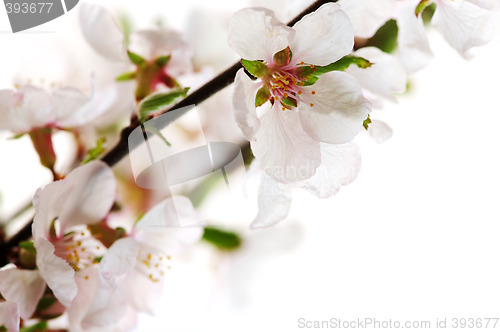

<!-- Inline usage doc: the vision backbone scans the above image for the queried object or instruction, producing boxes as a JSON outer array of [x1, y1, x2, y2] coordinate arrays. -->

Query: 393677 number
[[5, 2, 53, 14], [452, 318, 499, 329]]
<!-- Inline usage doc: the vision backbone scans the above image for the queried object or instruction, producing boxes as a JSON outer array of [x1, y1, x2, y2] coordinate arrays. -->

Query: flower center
[[136, 246, 171, 283], [53, 227, 106, 271]]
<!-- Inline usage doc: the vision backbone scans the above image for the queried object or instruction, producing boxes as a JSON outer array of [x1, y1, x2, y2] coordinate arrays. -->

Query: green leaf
[[273, 46, 291, 67], [202, 227, 242, 251], [314, 55, 372, 76], [154, 55, 171, 67], [363, 115, 372, 130], [365, 19, 398, 53], [93, 256, 103, 264], [255, 86, 271, 107], [281, 96, 297, 108], [8, 132, 25, 140], [241, 59, 269, 78], [35, 297, 56, 312], [20, 321, 48, 332], [19, 241, 36, 255], [0, 326, 7, 332], [137, 88, 190, 121], [415, 0, 431, 17], [142, 122, 172, 147], [127, 50, 146, 66], [421, 2, 436, 25], [116, 71, 136, 81], [82, 137, 106, 164]]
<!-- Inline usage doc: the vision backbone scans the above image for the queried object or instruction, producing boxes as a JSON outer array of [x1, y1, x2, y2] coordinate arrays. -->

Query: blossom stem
[[0, 0, 338, 266]]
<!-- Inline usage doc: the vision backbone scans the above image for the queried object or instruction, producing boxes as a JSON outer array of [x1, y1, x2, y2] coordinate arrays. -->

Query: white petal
[[347, 47, 407, 101], [122, 268, 164, 314], [299, 71, 371, 144], [100, 238, 139, 286], [78, 3, 126, 62], [35, 238, 77, 307], [251, 107, 321, 183], [0, 302, 19, 332], [228, 8, 294, 62], [433, 0, 494, 58], [233, 68, 262, 140], [290, 3, 354, 65], [57, 161, 116, 230], [66, 268, 100, 330], [0, 268, 45, 320], [338, 0, 396, 38], [367, 119, 393, 144], [52, 87, 92, 128], [297, 142, 361, 198], [251, 174, 293, 228], [135, 196, 204, 254], [397, 1, 433, 73], [466, 0, 500, 10]]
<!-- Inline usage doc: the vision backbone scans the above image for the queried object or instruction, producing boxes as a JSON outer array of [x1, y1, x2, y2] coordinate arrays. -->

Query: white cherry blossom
[[229, 4, 371, 183]]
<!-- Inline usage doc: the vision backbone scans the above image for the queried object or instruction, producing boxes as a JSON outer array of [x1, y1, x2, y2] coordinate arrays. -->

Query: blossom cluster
[[0, 0, 496, 330]]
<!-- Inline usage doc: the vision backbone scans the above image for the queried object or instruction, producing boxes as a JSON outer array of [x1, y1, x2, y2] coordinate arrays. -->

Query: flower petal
[[433, 0, 494, 58], [396, 1, 433, 73], [35, 238, 77, 307], [58, 161, 116, 230], [251, 174, 293, 229], [466, 0, 500, 10], [100, 238, 139, 286], [297, 142, 361, 198], [135, 196, 204, 254], [290, 3, 354, 66], [0, 301, 19, 332], [299, 71, 371, 144], [228, 8, 294, 62], [347, 47, 407, 101], [122, 268, 164, 314], [0, 267, 46, 320], [52, 87, 95, 128], [368, 119, 393, 144], [251, 106, 321, 183], [338, 0, 396, 38], [66, 268, 100, 330], [233, 68, 262, 140], [78, 3, 126, 62]]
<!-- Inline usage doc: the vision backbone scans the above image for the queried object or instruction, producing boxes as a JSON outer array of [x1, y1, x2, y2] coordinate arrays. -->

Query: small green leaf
[[363, 115, 372, 130], [415, 0, 430, 17], [255, 86, 271, 107], [20, 321, 48, 332], [93, 256, 103, 264], [143, 122, 172, 147], [202, 227, 242, 251], [422, 3, 436, 25], [35, 297, 56, 312], [82, 137, 106, 164], [281, 96, 297, 108], [241, 59, 269, 78], [0, 326, 7, 332], [19, 241, 36, 255], [137, 88, 190, 121], [364, 19, 398, 53], [116, 71, 136, 81], [314, 56, 372, 75], [8, 132, 25, 140], [292, 65, 317, 80], [273, 46, 291, 67], [127, 50, 146, 66], [155, 55, 171, 67]]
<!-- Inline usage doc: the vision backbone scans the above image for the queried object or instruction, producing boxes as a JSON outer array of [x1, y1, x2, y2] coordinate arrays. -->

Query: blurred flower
[[229, 4, 370, 183], [397, 0, 495, 72], [0, 301, 20, 332]]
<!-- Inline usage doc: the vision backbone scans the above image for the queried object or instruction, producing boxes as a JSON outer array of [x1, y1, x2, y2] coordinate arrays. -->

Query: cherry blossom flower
[[78, 196, 203, 328], [229, 4, 371, 183], [31, 161, 116, 307], [0, 301, 20, 332]]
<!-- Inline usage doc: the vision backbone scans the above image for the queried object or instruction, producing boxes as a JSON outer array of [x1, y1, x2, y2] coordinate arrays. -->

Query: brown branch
[[0, 0, 338, 266]]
